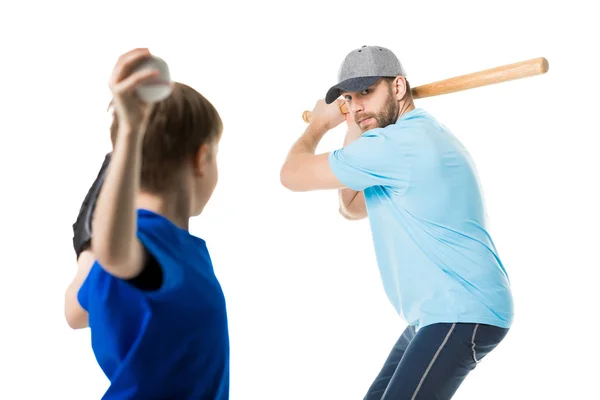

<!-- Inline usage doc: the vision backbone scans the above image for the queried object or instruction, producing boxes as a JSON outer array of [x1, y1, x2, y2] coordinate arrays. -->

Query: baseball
[[132, 55, 172, 103]]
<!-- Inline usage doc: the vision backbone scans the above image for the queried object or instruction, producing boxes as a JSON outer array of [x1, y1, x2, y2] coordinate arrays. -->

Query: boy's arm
[[91, 48, 158, 280], [64, 250, 94, 329], [65, 153, 111, 329], [91, 129, 147, 280]]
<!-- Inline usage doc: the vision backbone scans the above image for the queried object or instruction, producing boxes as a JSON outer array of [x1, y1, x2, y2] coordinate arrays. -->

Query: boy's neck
[[136, 191, 190, 231]]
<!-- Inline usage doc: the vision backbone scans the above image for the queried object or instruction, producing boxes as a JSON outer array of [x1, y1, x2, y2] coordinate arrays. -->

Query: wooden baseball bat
[[302, 57, 549, 123]]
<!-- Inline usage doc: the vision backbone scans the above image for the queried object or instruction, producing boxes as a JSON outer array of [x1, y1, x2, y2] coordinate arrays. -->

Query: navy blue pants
[[364, 323, 509, 400]]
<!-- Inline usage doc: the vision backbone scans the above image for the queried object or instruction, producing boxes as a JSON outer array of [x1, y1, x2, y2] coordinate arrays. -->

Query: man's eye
[[361, 89, 370, 95], [344, 95, 352, 101]]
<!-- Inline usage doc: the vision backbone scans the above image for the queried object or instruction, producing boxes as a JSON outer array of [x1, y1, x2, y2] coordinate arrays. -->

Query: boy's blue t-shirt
[[329, 108, 514, 330], [78, 209, 229, 399]]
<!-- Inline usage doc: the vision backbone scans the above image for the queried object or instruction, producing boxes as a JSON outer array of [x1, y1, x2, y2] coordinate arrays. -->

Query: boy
[[64, 48, 229, 399]]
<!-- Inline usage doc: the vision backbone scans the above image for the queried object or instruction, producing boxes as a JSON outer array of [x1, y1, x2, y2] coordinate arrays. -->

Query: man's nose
[[349, 100, 363, 114]]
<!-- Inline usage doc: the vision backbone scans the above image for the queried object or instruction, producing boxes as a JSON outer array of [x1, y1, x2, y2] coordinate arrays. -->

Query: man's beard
[[355, 88, 399, 131]]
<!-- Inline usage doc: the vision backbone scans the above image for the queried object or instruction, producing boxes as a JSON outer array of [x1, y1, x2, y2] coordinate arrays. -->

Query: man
[[64, 48, 229, 399], [280, 45, 514, 399]]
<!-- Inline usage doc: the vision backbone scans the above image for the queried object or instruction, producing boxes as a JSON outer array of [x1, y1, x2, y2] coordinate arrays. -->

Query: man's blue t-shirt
[[78, 209, 229, 399], [329, 108, 514, 330]]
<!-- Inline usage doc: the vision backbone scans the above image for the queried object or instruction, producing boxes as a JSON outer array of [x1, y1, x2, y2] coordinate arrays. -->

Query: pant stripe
[[410, 323, 456, 400], [471, 323, 480, 364]]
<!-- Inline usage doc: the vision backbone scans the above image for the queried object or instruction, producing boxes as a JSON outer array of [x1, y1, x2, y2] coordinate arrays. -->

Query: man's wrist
[[343, 126, 363, 146], [286, 121, 330, 163], [305, 121, 328, 141]]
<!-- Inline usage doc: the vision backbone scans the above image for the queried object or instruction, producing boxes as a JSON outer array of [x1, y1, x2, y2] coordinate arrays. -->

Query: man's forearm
[[339, 188, 360, 209], [285, 123, 328, 161], [338, 127, 367, 219], [91, 128, 143, 272], [281, 123, 328, 183], [338, 126, 363, 183]]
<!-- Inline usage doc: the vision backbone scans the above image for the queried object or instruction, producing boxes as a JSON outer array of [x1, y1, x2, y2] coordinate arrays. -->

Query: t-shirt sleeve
[[76, 213, 193, 322], [77, 260, 117, 313], [76, 244, 184, 313], [328, 129, 412, 192], [136, 234, 185, 297]]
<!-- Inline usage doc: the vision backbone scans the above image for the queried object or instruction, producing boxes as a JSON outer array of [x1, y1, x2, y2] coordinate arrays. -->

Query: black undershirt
[[79, 243, 163, 291], [126, 249, 163, 291]]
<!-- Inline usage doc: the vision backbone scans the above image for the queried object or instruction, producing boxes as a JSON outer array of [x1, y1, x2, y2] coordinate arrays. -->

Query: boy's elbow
[[64, 299, 88, 330], [90, 224, 135, 272], [91, 241, 129, 275], [92, 239, 146, 280], [91, 240, 118, 268], [65, 314, 87, 330]]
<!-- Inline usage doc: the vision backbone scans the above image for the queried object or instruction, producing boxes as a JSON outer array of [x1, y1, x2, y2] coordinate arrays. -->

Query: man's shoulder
[[384, 108, 457, 147], [394, 108, 439, 130]]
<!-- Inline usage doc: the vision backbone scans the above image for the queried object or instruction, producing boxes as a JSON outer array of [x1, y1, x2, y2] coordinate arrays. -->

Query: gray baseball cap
[[325, 45, 407, 104]]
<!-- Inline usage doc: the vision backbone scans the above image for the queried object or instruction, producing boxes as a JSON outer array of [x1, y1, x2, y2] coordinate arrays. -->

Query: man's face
[[341, 78, 400, 132]]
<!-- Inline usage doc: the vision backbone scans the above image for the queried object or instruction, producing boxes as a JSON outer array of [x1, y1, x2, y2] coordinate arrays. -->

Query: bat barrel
[[302, 57, 549, 123], [412, 57, 549, 99]]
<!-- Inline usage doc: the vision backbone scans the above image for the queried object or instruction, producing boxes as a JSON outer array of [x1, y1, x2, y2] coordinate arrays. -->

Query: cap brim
[[325, 76, 381, 104]]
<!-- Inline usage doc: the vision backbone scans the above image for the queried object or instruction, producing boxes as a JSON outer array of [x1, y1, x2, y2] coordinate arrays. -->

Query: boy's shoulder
[[137, 209, 206, 243]]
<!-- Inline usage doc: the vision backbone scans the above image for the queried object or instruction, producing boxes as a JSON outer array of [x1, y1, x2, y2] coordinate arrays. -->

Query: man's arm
[[280, 99, 409, 197], [280, 125, 347, 192], [338, 117, 367, 221], [339, 189, 367, 220], [280, 99, 348, 192]]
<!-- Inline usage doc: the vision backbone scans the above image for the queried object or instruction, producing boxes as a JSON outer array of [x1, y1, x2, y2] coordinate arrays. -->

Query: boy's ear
[[192, 144, 209, 177]]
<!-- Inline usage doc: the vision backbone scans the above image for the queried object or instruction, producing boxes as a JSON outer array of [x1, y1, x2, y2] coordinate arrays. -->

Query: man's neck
[[396, 100, 416, 122]]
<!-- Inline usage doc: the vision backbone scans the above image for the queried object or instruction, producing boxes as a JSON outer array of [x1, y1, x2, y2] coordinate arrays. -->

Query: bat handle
[[302, 103, 349, 123]]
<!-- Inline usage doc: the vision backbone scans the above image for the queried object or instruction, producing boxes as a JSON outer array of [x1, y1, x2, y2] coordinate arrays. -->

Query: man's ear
[[192, 144, 209, 178], [393, 76, 408, 100]]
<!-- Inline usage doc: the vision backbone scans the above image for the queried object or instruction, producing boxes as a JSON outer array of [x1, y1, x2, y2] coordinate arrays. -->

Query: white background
[[1, 0, 598, 399]]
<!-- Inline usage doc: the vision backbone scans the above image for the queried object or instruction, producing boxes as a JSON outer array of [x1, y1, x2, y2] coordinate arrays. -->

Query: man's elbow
[[280, 164, 305, 192], [339, 207, 368, 221]]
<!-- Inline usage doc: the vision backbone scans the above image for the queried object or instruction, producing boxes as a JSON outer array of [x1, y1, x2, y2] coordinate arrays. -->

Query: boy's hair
[[109, 82, 223, 193]]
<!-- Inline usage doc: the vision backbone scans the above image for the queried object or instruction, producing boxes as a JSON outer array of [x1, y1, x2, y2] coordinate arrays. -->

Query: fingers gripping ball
[[131, 55, 172, 103]]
